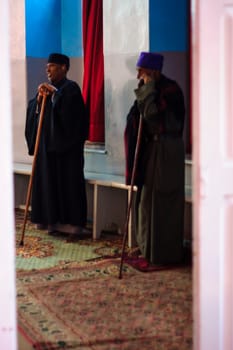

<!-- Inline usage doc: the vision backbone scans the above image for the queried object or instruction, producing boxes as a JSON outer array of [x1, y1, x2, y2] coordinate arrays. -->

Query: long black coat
[[125, 75, 185, 264], [25, 78, 89, 227]]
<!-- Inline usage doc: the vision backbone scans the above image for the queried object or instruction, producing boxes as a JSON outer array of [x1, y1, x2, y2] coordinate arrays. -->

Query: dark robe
[[124, 100, 142, 186], [125, 74, 185, 265], [25, 78, 89, 228]]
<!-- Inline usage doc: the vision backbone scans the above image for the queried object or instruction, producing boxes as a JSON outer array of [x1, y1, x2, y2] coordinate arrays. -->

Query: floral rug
[[15, 209, 191, 273], [17, 258, 192, 350], [15, 209, 124, 270]]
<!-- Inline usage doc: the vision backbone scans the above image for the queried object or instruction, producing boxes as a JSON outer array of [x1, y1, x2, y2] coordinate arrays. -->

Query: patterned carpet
[[16, 209, 193, 349], [17, 259, 192, 350], [15, 209, 191, 272], [15, 209, 124, 271]]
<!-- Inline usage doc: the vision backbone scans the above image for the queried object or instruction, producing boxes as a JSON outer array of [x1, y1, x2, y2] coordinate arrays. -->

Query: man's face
[[137, 68, 145, 80], [136, 67, 159, 84], [136, 67, 152, 84], [46, 63, 66, 84]]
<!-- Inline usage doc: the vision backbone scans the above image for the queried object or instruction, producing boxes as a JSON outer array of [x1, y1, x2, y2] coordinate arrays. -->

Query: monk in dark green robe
[[125, 52, 185, 265], [25, 53, 89, 235]]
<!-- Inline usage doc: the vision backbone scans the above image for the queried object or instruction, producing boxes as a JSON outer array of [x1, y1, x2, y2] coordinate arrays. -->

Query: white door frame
[[0, 1, 17, 349], [193, 0, 233, 348]]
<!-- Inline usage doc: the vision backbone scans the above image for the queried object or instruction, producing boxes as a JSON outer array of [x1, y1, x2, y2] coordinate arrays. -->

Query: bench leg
[[92, 184, 100, 240]]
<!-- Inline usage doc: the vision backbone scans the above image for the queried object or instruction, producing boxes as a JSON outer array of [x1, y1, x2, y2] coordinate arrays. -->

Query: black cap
[[47, 53, 70, 70]]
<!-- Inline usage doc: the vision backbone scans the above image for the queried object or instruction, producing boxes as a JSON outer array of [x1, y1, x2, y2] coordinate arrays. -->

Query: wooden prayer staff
[[118, 114, 143, 279], [19, 93, 47, 246]]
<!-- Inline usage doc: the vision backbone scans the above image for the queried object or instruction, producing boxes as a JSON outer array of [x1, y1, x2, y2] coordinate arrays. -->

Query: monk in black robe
[[25, 53, 89, 235], [125, 52, 185, 265]]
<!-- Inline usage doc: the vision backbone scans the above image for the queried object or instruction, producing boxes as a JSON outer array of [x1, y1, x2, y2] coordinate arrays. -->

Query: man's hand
[[141, 73, 153, 84], [37, 83, 57, 103], [38, 82, 57, 95]]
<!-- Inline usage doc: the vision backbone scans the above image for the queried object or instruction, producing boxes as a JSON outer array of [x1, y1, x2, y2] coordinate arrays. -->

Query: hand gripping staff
[[19, 93, 47, 246], [119, 113, 143, 279]]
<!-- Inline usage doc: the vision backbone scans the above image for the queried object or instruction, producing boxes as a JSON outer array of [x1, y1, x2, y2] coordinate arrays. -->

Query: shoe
[[54, 223, 83, 235], [36, 224, 48, 230], [48, 225, 57, 234], [48, 230, 62, 237], [128, 247, 141, 257], [66, 234, 80, 242], [48, 225, 67, 237]]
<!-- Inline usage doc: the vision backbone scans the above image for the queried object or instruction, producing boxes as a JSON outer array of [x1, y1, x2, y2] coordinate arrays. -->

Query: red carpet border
[[17, 258, 192, 350]]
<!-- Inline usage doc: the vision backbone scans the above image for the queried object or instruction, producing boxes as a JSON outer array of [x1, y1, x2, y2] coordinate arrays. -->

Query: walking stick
[[19, 93, 47, 246], [119, 113, 143, 279]]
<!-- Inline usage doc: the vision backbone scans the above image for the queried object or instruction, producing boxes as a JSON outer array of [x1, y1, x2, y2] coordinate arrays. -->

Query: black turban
[[48, 53, 70, 70]]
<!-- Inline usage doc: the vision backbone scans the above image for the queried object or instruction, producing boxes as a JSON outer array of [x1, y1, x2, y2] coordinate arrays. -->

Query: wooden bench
[[13, 162, 192, 247]]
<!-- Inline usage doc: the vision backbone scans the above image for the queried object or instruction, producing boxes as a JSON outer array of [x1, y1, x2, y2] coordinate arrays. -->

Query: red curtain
[[82, 0, 105, 142]]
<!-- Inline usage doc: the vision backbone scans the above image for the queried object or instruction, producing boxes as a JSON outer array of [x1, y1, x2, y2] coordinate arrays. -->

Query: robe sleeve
[[135, 78, 185, 137], [124, 100, 145, 186], [25, 97, 39, 156]]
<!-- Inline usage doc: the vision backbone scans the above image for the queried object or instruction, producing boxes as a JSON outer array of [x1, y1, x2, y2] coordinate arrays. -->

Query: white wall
[[12, 1, 149, 176], [10, 0, 29, 163]]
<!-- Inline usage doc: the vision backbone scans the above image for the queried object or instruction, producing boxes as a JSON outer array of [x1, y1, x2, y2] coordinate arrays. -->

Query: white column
[[0, 0, 17, 349], [10, 0, 28, 163], [193, 0, 233, 349], [103, 0, 149, 173]]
